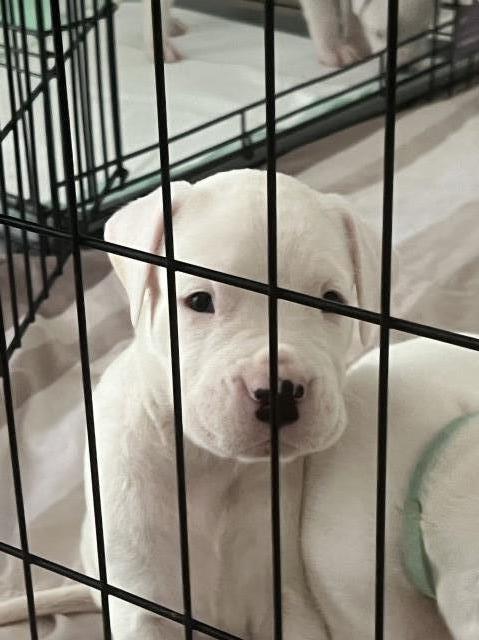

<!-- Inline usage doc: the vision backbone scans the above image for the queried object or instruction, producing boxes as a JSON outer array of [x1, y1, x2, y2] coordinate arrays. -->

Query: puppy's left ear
[[105, 182, 191, 326], [342, 208, 381, 349]]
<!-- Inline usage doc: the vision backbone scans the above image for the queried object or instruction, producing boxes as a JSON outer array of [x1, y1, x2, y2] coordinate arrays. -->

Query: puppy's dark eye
[[322, 290, 345, 311], [185, 292, 215, 314]]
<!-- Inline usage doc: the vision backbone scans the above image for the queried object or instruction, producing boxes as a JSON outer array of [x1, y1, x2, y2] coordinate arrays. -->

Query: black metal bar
[[51, 49, 459, 210], [0, 13, 456, 154], [429, 0, 441, 94], [92, 0, 110, 185], [150, 2, 193, 640], [0, 540, 244, 640], [43, 15, 453, 167], [1, 210, 479, 350], [1, 0, 35, 322], [66, 0, 89, 227], [4, 258, 66, 360], [104, 0, 124, 179], [0, 302, 38, 638], [448, 0, 459, 95], [0, 122, 21, 347], [0, 59, 42, 76], [0, 215, 72, 240], [81, 0, 100, 198], [0, 8, 111, 144], [89, 167, 126, 213], [264, 2, 282, 639], [15, 0, 49, 291], [1, 224, 21, 348], [0, 3, 111, 34], [0, 215, 479, 358], [0, 45, 44, 59], [74, 0, 98, 203], [4, 211, 479, 351], [375, 0, 398, 638], [34, 0, 63, 266], [49, 0, 111, 637]]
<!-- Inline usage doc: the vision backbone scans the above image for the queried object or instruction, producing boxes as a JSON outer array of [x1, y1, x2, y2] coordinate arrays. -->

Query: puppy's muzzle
[[254, 380, 304, 427]]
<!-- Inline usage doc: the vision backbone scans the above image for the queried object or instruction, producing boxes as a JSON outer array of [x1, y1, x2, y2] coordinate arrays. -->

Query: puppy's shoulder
[[93, 344, 140, 431]]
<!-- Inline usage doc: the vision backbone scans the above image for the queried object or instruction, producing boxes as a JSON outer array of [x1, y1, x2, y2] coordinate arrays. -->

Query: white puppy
[[80, 169, 380, 639], [302, 336, 479, 639], [143, 0, 433, 67], [299, 0, 435, 68]]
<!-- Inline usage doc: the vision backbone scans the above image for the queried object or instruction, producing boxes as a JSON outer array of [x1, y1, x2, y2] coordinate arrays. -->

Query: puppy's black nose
[[254, 379, 302, 426]]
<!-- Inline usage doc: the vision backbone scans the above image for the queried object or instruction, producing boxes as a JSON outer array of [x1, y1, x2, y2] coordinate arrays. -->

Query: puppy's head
[[106, 170, 379, 461]]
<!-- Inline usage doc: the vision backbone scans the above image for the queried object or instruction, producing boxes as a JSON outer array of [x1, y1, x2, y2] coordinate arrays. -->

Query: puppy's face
[[107, 170, 379, 461]]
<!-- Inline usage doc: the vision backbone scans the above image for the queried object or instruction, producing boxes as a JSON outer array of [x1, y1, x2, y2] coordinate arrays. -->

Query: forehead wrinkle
[[171, 172, 352, 285], [173, 198, 267, 281]]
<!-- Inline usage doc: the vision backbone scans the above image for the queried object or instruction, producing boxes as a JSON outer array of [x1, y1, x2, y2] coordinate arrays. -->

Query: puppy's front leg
[[143, 0, 182, 63], [110, 597, 182, 640], [299, 0, 369, 67]]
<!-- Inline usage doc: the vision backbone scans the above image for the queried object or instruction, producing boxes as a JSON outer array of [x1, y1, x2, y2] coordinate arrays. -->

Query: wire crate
[[0, 0, 124, 351], [1, 1, 479, 640]]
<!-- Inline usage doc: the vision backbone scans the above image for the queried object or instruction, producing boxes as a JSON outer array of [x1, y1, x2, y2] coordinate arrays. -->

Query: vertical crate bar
[[66, 0, 88, 227], [0, 127, 21, 346], [375, 1, 398, 639], [73, 0, 98, 202], [429, 0, 441, 94], [34, 0, 63, 265], [0, 0, 35, 321], [104, 0, 124, 180], [264, 2, 282, 640], [49, 0, 112, 637], [92, 0, 109, 185], [15, 0, 49, 291], [150, 2, 193, 639], [0, 178, 38, 640]]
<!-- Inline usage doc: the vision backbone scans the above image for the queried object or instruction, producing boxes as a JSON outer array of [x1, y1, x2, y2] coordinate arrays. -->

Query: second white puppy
[[80, 169, 379, 639], [142, 0, 434, 67], [302, 336, 479, 640], [299, 0, 435, 68]]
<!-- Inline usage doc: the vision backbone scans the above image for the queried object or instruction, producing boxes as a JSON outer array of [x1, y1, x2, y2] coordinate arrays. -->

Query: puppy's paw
[[336, 41, 366, 66], [144, 38, 183, 64], [169, 17, 187, 37], [317, 12, 371, 68], [163, 40, 183, 63], [316, 45, 343, 68], [316, 41, 365, 68]]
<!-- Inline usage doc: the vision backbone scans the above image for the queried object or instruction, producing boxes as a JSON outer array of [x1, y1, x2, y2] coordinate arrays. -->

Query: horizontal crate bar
[[1, 212, 479, 350], [0, 540, 244, 640]]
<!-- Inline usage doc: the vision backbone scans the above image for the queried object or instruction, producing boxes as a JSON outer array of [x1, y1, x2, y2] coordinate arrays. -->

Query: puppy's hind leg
[[436, 572, 479, 640], [299, 0, 369, 67], [143, 0, 182, 62]]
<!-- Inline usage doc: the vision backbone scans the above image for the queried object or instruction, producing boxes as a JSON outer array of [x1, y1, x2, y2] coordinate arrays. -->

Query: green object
[[402, 412, 479, 599], [6, 0, 52, 31], [3, 1, 110, 32]]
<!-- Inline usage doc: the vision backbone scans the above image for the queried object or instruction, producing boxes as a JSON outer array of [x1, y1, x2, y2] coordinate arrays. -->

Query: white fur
[[299, 0, 435, 68], [302, 336, 479, 639], [138, 0, 433, 67], [80, 169, 380, 639]]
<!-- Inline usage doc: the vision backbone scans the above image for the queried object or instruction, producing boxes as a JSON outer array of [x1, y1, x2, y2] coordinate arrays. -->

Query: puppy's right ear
[[104, 182, 191, 326]]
